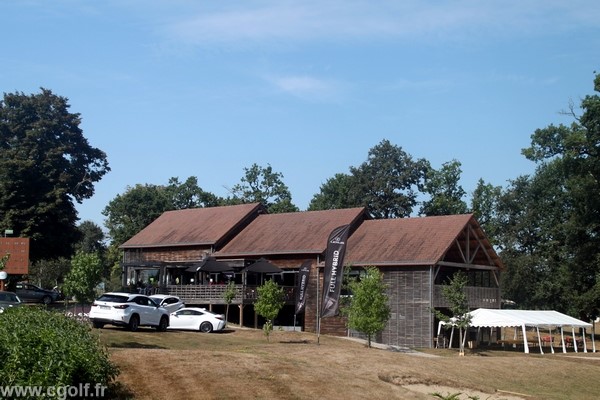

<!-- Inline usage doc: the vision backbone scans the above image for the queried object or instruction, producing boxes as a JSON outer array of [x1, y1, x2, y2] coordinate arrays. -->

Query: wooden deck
[[160, 284, 296, 305]]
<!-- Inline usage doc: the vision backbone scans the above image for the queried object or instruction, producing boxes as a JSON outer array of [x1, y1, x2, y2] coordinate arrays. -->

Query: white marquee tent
[[438, 308, 595, 354]]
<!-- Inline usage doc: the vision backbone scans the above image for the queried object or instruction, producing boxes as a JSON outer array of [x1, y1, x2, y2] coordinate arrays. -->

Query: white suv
[[89, 292, 170, 332]]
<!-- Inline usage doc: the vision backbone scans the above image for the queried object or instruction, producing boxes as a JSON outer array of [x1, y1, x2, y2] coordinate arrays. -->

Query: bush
[[0, 306, 119, 387]]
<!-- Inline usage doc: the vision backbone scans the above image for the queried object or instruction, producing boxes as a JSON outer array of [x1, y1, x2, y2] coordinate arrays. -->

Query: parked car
[[149, 294, 185, 314], [0, 290, 22, 312], [89, 292, 170, 332], [168, 307, 226, 333], [15, 282, 59, 305]]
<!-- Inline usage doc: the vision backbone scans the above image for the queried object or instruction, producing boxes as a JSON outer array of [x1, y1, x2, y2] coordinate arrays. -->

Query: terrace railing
[[163, 284, 296, 305], [433, 285, 501, 309]]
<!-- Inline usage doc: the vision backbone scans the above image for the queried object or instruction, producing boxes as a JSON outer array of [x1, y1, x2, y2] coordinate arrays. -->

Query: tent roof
[[467, 308, 592, 328]]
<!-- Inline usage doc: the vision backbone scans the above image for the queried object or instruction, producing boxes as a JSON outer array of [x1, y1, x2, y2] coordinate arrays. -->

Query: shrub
[[0, 306, 119, 387]]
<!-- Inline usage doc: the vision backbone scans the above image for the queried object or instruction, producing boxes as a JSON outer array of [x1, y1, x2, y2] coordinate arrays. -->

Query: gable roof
[[120, 203, 264, 249], [216, 207, 367, 257], [345, 214, 502, 269]]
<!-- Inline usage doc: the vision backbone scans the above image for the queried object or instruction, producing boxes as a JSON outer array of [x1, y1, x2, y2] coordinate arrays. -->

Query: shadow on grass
[[279, 339, 311, 344], [107, 381, 136, 400], [109, 342, 167, 349]]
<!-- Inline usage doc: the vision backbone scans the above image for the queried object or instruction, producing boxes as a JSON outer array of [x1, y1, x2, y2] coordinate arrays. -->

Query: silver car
[[0, 291, 21, 312]]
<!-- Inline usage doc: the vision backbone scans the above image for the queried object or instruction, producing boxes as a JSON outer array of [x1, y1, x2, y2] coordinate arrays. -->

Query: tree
[[62, 251, 103, 307], [103, 183, 171, 245], [76, 220, 106, 254], [498, 72, 600, 320], [344, 267, 390, 348], [420, 160, 468, 216], [432, 271, 471, 356], [350, 140, 430, 218], [0, 88, 110, 261], [228, 163, 298, 213], [166, 176, 221, 209], [28, 257, 70, 289], [254, 279, 285, 341], [223, 280, 237, 327], [469, 179, 502, 244], [308, 173, 358, 211], [103, 177, 220, 246], [309, 140, 429, 217]]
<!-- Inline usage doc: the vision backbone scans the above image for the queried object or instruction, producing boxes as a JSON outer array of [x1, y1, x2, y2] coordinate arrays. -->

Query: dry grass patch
[[98, 326, 600, 400]]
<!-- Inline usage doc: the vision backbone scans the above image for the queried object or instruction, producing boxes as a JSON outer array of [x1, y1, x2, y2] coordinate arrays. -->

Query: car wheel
[[92, 321, 105, 329], [156, 316, 168, 332], [128, 315, 140, 332], [42, 295, 52, 305], [200, 321, 213, 333]]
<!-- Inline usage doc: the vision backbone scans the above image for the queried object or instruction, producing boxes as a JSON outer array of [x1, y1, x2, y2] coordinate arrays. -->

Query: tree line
[[1, 72, 599, 320]]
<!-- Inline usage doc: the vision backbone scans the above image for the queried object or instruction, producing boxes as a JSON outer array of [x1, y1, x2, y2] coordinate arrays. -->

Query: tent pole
[[536, 327, 543, 354], [449, 326, 454, 349], [583, 328, 588, 353], [521, 325, 529, 354], [549, 327, 555, 354], [560, 327, 566, 353], [572, 327, 578, 353]]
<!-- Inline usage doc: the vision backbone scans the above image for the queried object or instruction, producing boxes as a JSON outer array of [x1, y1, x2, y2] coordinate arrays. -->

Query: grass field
[[97, 325, 600, 400]]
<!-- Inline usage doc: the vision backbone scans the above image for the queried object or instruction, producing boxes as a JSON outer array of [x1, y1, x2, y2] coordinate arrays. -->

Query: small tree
[[62, 251, 103, 313], [344, 267, 391, 348], [432, 271, 471, 356], [254, 280, 285, 341], [223, 280, 237, 327]]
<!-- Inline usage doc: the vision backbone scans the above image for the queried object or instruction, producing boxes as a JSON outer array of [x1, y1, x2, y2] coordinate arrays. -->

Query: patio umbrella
[[244, 258, 282, 274], [185, 257, 232, 272], [198, 257, 234, 272]]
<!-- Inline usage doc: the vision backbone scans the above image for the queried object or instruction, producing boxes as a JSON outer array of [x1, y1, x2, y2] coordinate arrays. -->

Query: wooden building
[[120, 204, 503, 348]]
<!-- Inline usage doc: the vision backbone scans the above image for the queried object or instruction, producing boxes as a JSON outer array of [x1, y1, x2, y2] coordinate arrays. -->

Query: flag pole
[[317, 259, 321, 345]]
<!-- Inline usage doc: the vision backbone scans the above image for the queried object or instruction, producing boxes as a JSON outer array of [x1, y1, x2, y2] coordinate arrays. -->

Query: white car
[[89, 292, 170, 332], [149, 294, 185, 314], [168, 307, 226, 333]]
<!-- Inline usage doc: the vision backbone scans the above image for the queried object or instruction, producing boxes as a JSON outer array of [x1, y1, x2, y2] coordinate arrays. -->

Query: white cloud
[[268, 74, 342, 102], [161, 0, 600, 46]]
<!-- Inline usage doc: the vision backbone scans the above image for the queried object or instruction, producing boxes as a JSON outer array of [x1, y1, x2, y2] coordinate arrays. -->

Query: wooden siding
[[379, 267, 433, 348], [123, 247, 209, 265], [433, 285, 501, 309]]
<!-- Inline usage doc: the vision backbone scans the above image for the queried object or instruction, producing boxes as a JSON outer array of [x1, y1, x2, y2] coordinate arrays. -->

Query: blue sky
[[2, 1, 599, 227]]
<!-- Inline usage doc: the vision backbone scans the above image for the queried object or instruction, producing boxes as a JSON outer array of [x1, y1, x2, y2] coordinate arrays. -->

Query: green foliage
[[0, 307, 118, 388], [433, 271, 471, 355], [0, 252, 9, 271], [350, 139, 430, 218], [309, 139, 429, 218], [62, 251, 103, 304], [76, 220, 106, 255], [469, 179, 502, 244], [344, 267, 391, 348], [228, 163, 299, 213], [254, 280, 285, 341], [223, 280, 237, 326], [308, 173, 358, 211], [28, 257, 70, 289], [0, 88, 110, 261], [420, 159, 468, 216], [103, 176, 219, 245], [496, 72, 600, 319]]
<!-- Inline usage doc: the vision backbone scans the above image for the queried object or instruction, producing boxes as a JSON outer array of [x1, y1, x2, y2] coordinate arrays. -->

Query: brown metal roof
[[216, 207, 367, 257], [345, 214, 503, 268], [120, 203, 264, 248]]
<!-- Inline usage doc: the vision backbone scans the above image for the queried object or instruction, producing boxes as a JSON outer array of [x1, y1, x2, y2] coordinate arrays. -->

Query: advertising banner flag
[[294, 260, 312, 315], [321, 224, 351, 318]]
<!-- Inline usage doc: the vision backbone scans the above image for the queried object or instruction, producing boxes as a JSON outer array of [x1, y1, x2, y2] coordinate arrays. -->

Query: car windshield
[[149, 297, 163, 305], [97, 294, 128, 303]]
